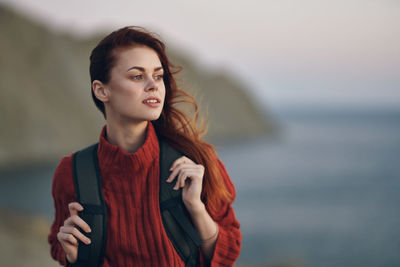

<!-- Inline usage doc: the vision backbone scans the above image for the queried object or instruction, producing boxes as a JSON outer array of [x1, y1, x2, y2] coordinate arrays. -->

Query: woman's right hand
[[57, 202, 92, 264]]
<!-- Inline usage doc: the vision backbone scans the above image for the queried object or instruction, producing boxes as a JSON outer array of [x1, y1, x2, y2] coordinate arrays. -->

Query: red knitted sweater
[[48, 121, 242, 266]]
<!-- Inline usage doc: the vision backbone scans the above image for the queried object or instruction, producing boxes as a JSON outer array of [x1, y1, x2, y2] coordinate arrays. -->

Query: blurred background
[[0, 0, 399, 266]]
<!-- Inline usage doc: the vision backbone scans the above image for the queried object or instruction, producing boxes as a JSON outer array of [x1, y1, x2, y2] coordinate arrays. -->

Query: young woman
[[48, 26, 241, 267]]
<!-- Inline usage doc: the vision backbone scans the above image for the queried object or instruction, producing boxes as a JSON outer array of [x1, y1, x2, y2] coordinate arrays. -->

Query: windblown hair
[[89, 26, 234, 215]]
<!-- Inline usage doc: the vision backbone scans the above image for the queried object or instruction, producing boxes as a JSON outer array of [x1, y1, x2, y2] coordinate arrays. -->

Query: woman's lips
[[143, 97, 161, 107]]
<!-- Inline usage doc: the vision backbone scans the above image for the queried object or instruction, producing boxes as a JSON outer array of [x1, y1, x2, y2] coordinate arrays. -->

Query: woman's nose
[[145, 77, 158, 91]]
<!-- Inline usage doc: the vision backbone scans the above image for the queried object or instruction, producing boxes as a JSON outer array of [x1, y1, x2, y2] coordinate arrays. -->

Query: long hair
[[89, 26, 234, 215]]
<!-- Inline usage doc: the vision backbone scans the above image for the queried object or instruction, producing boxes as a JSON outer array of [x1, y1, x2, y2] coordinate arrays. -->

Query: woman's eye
[[130, 75, 142, 80], [154, 74, 164, 80]]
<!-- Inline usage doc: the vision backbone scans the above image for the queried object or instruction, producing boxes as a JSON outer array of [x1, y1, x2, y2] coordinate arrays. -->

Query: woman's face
[[103, 45, 166, 123]]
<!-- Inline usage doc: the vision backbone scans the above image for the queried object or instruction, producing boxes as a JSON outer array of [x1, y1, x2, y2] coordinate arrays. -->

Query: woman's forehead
[[113, 46, 162, 71]]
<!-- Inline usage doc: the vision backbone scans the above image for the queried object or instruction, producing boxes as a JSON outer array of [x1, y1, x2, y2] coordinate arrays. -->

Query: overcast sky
[[2, 0, 399, 110]]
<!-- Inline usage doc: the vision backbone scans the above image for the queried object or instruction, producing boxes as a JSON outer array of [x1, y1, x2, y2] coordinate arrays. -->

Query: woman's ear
[[92, 80, 110, 103]]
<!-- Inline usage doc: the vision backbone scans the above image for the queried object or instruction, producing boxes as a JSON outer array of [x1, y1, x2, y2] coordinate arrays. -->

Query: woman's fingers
[[64, 214, 91, 233], [167, 161, 205, 189], [174, 169, 196, 190], [57, 231, 79, 246], [169, 156, 193, 171], [166, 163, 196, 183], [56, 202, 90, 264], [175, 167, 204, 190], [57, 232, 78, 264], [68, 202, 83, 217], [60, 225, 91, 245]]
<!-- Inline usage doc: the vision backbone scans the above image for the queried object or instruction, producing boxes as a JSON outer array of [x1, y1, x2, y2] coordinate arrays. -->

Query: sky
[[2, 0, 399, 110]]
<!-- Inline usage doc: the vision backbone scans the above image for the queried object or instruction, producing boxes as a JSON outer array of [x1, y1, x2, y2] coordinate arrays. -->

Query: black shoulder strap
[[158, 137, 202, 267], [72, 143, 107, 267], [72, 137, 202, 267]]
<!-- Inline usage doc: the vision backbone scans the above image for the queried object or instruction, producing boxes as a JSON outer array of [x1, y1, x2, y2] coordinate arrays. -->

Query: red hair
[[89, 26, 234, 215]]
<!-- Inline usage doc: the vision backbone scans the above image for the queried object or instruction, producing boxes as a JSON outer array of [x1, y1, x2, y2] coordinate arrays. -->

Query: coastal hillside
[[0, 4, 276, 167]]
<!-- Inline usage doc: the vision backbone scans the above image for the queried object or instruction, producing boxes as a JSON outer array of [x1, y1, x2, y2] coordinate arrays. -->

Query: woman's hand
[[166, 156, 205, 213], [57, 202, 92, 264]]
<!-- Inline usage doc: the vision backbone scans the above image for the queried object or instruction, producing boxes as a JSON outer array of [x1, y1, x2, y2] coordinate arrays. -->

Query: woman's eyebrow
[[126, 66, 163, 72]]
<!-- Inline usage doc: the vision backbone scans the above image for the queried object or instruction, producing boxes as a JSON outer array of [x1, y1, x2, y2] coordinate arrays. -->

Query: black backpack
[[70, 135, 202, 267]]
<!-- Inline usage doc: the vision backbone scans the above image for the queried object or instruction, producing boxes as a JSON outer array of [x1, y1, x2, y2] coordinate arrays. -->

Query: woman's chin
[[139, 113, 162, 122], [110, 111, 162, 124], [147, 112, 162, 121]]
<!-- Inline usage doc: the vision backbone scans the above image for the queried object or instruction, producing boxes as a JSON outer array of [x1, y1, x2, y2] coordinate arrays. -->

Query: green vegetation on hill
[[0, 4, 276, 167]]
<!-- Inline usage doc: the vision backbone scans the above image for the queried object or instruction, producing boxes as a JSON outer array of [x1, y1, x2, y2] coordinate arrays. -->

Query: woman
[[48, 26, 241, 267]]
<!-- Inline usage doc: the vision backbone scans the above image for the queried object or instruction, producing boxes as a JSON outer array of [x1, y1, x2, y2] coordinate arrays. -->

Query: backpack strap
[[158, 137, 202, 267], [72, 143, 107, 267], [71, 136, 202, 267]]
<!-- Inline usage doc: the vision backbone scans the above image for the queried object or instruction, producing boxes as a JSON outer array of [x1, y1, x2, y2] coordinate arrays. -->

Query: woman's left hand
[[166, 156, 205, 213]]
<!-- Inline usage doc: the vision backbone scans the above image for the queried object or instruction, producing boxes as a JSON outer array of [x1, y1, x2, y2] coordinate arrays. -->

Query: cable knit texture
[[48, 121, 241, 266]]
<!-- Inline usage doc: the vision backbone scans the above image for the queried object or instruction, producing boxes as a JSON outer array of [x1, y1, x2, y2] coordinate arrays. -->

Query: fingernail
[[87, 228, 91, 233], [169, 167, 173, 171], [86, 238, 91, 244]]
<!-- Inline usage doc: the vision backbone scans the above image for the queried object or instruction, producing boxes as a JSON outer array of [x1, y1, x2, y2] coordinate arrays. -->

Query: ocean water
[[216, 108, 400, 266], [1, 108, 399, 266]]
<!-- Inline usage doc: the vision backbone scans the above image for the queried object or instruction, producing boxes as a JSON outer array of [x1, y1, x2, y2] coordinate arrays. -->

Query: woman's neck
[[105, 120, 149, 153]]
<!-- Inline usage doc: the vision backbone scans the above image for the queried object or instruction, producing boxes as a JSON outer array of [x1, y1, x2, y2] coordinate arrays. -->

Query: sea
[[1, 107, 399, 267]]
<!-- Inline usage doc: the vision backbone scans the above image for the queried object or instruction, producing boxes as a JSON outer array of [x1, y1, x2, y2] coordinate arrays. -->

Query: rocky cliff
[[0, 4, 276, 167]]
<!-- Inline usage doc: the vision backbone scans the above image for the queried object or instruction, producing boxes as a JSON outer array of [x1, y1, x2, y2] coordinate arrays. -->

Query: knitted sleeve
[[199, 156, 242, 266], [47, 155, 77, 266]]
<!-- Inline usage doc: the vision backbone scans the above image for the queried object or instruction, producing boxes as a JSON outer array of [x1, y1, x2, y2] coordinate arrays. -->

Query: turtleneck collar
[[97, 121, 159, 173]]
